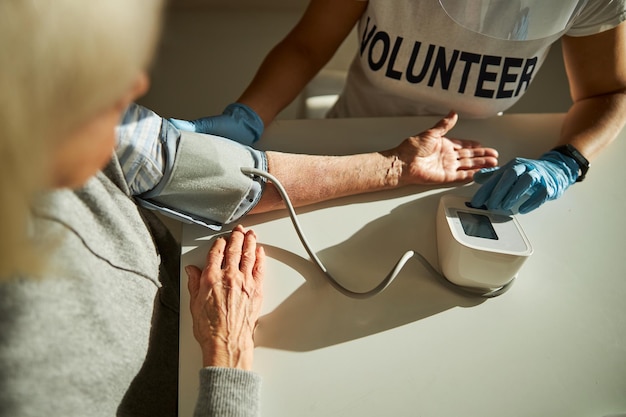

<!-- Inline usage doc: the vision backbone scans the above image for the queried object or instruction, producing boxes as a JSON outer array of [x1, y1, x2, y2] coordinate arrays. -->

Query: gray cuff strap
[[138, 128, 266, 230]]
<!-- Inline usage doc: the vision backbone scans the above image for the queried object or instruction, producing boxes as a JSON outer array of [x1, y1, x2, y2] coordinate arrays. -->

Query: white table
[[180, 114, 626, 417]]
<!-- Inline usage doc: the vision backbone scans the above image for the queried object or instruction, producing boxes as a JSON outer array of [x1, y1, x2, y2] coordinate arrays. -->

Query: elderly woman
[[0, 2, 264, 415], [0, 1, 498, 416]]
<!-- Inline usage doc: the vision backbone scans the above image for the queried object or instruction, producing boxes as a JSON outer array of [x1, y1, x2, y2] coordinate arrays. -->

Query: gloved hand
[[169, 102, 264, 146], [470, 150, 579, 214]]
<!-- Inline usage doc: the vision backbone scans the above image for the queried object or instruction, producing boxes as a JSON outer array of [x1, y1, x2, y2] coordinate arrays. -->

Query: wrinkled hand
[[169, 103, 264, 146], [388, 111, 499, 185], [470, 151, 579, 214], [185, 225, 265, 370]]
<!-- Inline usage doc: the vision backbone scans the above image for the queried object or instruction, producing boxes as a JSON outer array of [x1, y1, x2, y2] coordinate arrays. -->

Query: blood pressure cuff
[[137, 126, 267, 230]]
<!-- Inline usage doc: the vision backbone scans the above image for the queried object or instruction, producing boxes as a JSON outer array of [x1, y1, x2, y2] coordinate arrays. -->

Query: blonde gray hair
[[0, 0, 165, 278]]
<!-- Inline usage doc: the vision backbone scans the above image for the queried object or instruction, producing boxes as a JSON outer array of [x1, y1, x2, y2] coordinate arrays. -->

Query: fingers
[[233, 227, 265, 298], [500, 170, 539, 210], [207, 225, 264, 278], [428, 112, 499, 158], [223, 225, 245, 272], [239, 229, 258, 276], [470, 168, 502, 208], [200, 225, 255, 291], [454, 142, 499, 169], [456, 155, 499, 171], [472, 166, 500, 184], [222, 225, 260, 274], [450, 138, 483, 150], [185, 265, 202, 299], [454, 144, 499, 159], [252, 246, 265, 287], [206, 236, 227, 279], [519, 188, 547, 214], [449, 169, 478, 183], [477, 167, 517, 209], [429, 110, 458, 137]]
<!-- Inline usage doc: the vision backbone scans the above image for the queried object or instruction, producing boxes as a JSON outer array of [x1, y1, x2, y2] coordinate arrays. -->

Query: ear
[[115, 71, 150, 111], [129, 71, 150, 101]]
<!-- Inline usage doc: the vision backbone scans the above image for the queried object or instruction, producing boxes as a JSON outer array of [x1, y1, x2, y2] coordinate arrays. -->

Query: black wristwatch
[[552, 144, 590, 182]]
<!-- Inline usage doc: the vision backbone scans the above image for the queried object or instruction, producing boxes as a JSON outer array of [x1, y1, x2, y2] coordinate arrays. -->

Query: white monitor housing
[[436, 194, 533, 290]]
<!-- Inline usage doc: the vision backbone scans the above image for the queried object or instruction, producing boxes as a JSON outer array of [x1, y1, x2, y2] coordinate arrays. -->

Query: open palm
[[389, 112, 499, 184]]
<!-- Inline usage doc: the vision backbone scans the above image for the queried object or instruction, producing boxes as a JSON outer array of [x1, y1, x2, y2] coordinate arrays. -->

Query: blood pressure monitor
[[240, 167, 533, 298], [436, 194, 533, 290]]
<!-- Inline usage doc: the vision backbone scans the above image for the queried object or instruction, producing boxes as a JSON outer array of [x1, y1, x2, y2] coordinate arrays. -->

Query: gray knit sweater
[[0, 157, 261, 417]]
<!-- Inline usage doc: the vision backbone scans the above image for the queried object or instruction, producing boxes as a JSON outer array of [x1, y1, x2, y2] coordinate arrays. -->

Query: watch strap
[[552, 144, 589, 182]]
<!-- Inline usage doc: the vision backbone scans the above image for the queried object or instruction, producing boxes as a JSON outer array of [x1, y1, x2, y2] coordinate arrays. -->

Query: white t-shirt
[[328, 0, 626, 118]]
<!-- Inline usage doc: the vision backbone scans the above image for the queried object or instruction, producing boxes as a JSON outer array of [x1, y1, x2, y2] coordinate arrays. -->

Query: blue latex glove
[[470, 150, 580, 214], [169, 102, 264, 146]]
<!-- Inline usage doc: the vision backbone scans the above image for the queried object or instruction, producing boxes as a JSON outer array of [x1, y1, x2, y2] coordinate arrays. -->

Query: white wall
[[138, 5, 572, 120], [138, 8, 305, 119]]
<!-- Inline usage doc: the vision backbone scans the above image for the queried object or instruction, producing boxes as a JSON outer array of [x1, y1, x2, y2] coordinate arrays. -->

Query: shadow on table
[[246, 190, 490, 352]]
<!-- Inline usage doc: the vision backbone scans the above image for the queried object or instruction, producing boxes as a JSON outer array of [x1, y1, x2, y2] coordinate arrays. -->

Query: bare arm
[[237, 0, 367, 125], [251, 112, 498, 213], [560, 22, 626, 160]]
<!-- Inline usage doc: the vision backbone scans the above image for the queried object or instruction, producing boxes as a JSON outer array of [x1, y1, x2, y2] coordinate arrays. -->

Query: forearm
[[560, 26, 626, 160], [249, 113, 499, 213], [559, 90, 626, 160], [237, 0, 365, 126], [250, 151, 399, 213], [237, 41, 326, 126]]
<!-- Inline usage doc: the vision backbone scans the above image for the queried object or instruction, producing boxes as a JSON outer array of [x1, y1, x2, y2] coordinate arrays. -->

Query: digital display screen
[[458, 211, 498, 240]]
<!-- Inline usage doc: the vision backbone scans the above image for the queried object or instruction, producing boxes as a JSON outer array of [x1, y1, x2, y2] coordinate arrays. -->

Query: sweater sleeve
[[193, 367, 262, 417]]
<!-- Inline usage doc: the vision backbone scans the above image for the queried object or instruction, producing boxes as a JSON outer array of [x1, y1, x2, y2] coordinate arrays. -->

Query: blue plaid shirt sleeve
[[114, 103, 266, 226], [115, 103, 167, 195]]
